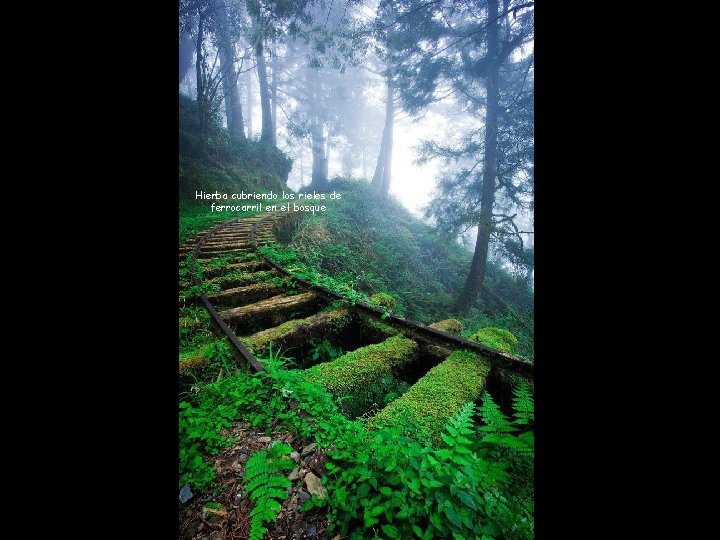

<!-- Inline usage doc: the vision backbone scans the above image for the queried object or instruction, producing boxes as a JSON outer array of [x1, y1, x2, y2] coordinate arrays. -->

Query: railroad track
[[181, 210, 533, 431]]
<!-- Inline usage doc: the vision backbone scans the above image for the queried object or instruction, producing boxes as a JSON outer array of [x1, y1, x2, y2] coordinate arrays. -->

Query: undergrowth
[[178, 350, 534, 539]]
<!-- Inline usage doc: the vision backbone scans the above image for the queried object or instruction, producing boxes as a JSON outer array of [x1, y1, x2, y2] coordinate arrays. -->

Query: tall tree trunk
[[311, 113, 329, 188], [246, 70, 253, 138], [373, 59, 394, 194], [195, 11, 207, 139], [455, 0, 500, 315], [300, 151, 304, 187], [255, 38, 275, 145], [372, 122, 386, 186], [179, 31, 194, 84], [217, 15, 245, 137], [380, 75, 394, 196], [309, 69, 328, 189], [271, 49, 278, 135]]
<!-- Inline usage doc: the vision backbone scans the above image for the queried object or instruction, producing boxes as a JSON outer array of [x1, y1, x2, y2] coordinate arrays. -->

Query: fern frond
[[512, 380, 534, 425], [479, 391, 516, 435], [243, 443, 295, 540], [268, 441, 293, 457]]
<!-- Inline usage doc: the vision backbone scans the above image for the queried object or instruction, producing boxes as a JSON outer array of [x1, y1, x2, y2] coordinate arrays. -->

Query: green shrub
[[370, 350, 491, 441], [470, 327, 518, 354], [326, 399, 533, 540], [369, 292, 396, 310], [303, 336, 417, 406]]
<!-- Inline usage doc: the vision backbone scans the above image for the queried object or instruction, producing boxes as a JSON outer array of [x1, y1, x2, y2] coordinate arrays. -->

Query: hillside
[[179, 93, 292, 241], [286, 179, 535, 359], [178, 92, 533, 358]]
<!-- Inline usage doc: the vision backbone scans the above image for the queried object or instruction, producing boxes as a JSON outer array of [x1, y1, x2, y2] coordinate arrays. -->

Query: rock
[[301, 442, 317, 456], [286, 493, 299, 512], [304, 472, 327, 499], [307, 525, 317, 537], [288, 467, 300, 481], [298, 489, 311, 504], [179, 483, 193, 503], [237, 452, 248, 463], [290, 451, 301, 463], [258, 436, 272, 443], [299, 468, 308, 479]]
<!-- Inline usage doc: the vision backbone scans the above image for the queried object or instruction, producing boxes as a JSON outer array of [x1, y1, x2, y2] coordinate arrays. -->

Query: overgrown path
[[182, 211, 532, 425], [178, 211, 535, 539]]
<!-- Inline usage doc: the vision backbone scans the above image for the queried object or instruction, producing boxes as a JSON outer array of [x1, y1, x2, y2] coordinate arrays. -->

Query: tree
[[279, 0, 369, 189], [371, 55, 395, 196], [180, 0, 247, 145], [246, 0, 316, 146], [394, 0, 534, 314], [371, 1, 404, 197], [215, 1, 245, 136], [180, 29, 195, 84]]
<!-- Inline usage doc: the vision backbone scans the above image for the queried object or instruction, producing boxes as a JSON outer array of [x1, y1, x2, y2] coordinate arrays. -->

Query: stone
[[290, 451, 301, 463], [258, 436, 272, 443], [179, 483, 193, 503], [304, 472, 327, 499], [298, 489, 311, 504], [301, 442, 317, 456], [288, 467, 300, 481]]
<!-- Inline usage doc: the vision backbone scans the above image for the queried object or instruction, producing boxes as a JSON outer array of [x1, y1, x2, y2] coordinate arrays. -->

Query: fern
[[440, 401, 476, 449], [243, 441, 294, 540], [478, 391, 516, 435], [512, 380, 534, 425]]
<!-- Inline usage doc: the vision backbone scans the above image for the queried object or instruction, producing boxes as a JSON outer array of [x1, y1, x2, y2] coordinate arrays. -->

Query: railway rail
[[181, 210, 533, 424]]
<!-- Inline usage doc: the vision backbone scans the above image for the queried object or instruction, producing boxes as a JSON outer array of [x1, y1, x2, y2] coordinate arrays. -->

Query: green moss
[[243, 309, 353, 351], [244, 319, 305, 351], [359, 316, 399, 339], [179, 339, 227, 373], [470, 327, 518, 354], [429, 318, 463, 334], [211, 270, 276, 288], [369, 292, 396, 310], [370, 349, 491, 442], [304, 335, 417, 402]]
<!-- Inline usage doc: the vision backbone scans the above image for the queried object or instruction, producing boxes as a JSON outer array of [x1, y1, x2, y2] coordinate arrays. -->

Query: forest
[[179, 0, 534, 538]]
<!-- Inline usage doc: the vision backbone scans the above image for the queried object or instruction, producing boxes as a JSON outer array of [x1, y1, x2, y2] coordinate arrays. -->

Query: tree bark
[[195, 11, 207, 138], [380, 75, 394, 196], [246, 69, 253, 138], [372, 120, 386, 186], [271, 49, 278, 135], [309, 70, 329, 189], [373, 59, 394, 196], [455, 0, 500, 315], [311, 113, 329, 188], [255, 39, 275, 145], [179, 31, 194, 84], [217, 13, 245, 137]]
